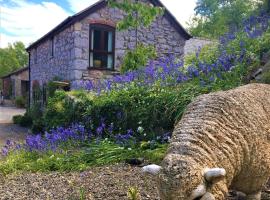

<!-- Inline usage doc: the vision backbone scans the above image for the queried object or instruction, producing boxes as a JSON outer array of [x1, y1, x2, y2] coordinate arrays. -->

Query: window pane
[[107, 55, 113, 69], [90, 52, 93, 67], [108, 31, 113, 52], [93, 30, 101, 50], [104, 31, 108, 51], [93, 53, 107, 68], [91, 30, 94, 50]]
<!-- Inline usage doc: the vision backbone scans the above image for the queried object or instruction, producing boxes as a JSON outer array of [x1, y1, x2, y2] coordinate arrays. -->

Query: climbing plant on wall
[[108, 0, 164, 73], [108, 0, 164, 30]]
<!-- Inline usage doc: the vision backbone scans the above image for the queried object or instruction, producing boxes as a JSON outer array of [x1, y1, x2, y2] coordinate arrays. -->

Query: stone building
[[26, 0, 191, 102], [1, 67, 29, 100]]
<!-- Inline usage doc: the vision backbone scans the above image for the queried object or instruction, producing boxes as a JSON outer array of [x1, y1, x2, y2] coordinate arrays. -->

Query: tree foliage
[[108, 0, 163, 72], [108, 0, 164, 31], [188, 0, 264, 38], [0, 42, 28, 78]]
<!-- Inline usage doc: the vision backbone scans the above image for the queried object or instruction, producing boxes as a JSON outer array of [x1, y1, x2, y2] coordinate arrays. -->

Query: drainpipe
[[135, 0, 138, 48], [28, 51, 31, 108]]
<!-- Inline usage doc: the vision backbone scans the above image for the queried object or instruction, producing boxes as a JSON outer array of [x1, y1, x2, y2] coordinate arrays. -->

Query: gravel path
[[0, 106, 26, 124], [0, 164, 269, 200], [0, 106, 28, 147]]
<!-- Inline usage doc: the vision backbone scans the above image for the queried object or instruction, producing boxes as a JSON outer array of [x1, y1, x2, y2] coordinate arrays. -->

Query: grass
[[0, 140, 168, 175]]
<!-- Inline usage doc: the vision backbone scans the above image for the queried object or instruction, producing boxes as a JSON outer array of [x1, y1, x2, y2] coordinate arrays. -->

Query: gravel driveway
[[0, 106, 28, 147], [0, 106, 26, 124], [0, 164, 268, 200]]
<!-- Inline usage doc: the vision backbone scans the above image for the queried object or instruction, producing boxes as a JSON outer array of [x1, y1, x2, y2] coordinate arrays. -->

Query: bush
[[261, 71, 270, 84], [120, 44, 157, 74], [43, 90, 90, 129], [15, 96, 26, 108], [13, 114, 32, 127]]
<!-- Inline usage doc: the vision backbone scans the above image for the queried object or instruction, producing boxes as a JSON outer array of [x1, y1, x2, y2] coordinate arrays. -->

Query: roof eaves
[[0, 67, 29, 79]]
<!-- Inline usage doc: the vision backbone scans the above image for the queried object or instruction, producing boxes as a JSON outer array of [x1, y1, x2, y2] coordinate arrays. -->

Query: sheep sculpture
[[143, 84, 270, 200]]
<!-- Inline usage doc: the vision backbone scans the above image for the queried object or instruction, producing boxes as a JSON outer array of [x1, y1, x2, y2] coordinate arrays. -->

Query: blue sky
[[0, 0, 196, 48]]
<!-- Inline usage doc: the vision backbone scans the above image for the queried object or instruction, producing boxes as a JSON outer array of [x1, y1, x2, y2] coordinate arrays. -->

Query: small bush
[[261, 71, 270, 84], [13, 115, 22, 125], [13, 114, 32, 127], [43, 90, 89, 129], [15, 96, 26, 108], [31, 119, 44, 134], [120, 44, 157, 74]]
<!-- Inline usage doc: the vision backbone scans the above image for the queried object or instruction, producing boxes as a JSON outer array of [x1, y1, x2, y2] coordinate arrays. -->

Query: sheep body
[[157, 84, 270, 200]]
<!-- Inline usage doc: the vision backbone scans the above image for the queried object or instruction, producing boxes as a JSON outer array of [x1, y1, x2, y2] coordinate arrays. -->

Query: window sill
[[88, 67, 117, 72]]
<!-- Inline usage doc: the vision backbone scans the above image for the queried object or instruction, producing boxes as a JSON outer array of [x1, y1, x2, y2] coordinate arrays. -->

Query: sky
[[0, 0, 197, 48]]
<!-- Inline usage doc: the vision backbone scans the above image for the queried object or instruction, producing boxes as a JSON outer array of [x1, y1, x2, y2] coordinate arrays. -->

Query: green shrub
[[31, 118, 44, 133], [47, 81, 59, 98], [120, 44, 157, 74], [43, 90, 90, 129], [13, 114, 32, 127], [83, 84, 202, 138], [15, 96, 26, 108], [13, 115, 22, 125], [261, 71, 270, 84]]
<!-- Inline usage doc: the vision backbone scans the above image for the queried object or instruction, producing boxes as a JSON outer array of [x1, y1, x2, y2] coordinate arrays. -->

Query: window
[[50, 37, 54, 58], [34, 49, 37, 64], [89, 24, 115, 69]]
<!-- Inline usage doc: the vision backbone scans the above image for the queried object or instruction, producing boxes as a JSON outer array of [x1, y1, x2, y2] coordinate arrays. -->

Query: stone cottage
[[1, 67, 29, 101], [26, 0, 191, 103]]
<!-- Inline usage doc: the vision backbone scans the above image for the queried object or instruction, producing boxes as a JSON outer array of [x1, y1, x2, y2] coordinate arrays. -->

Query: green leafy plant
[[127, 187, 141, 200], [121, 44, 157, 73], [0, 140, 168, 174], [108, 0, 161, 74], [79, 187, 86, 200], [13, 114, 32, 127], [15, 96, 26, 108], [261, 70, 270, 84], [108, 0, 164, 31]]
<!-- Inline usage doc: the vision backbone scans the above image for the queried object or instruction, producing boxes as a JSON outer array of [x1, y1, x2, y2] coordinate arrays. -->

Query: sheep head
[[143, 159, 226, 200]]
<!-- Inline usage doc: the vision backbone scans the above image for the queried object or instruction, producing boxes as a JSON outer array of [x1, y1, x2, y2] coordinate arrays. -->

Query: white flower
[[137, 126, 144, 133]]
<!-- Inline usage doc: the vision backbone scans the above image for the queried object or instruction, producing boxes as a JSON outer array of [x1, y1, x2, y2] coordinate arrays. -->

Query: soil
[[0, 164, 269, 200]]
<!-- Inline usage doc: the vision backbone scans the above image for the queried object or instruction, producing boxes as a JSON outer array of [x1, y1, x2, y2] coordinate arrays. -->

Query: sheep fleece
[[158, 83, 270, 199]]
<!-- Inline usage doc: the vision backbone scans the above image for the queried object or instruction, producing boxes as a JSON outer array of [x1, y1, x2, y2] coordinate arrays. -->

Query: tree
[[0, 42, 28, 78], [188, 0, 263, 38]]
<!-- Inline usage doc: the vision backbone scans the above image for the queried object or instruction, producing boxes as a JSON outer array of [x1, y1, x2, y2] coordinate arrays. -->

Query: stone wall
[[11, 69, 29, 98], [184, 37, 215, 56], [29, 0, 187, 90], [30, 25, 75, 85], [2, 77, 11, 98]]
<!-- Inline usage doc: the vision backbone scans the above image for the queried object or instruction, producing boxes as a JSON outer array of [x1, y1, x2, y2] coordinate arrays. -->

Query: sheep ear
[[204, 168, 226, 184], [142, 164, 162, 175]]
